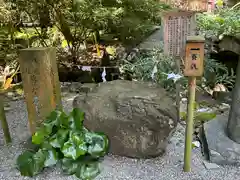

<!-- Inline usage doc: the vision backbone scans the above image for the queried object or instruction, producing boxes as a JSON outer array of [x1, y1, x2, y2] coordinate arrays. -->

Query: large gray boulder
[[73, 80, 178, 158]]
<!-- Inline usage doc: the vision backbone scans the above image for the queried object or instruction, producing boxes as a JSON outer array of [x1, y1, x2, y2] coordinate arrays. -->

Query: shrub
[[121, 48, 236, 94], [121, 48, 186, 94], [197, 6, 240, 39]]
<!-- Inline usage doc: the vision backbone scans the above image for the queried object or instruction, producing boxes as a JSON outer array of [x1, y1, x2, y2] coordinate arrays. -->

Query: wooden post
[[0, 93, 11, 143], [183, 36, 205, 172], [19, 47, 62, 134]]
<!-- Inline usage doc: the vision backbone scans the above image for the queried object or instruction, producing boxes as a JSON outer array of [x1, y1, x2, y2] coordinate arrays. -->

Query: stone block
[[201, 113, 240, 166]]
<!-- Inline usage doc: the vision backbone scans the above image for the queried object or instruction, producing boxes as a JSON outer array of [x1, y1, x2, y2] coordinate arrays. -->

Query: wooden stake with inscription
[[183, 36, 205, 172], [19, 48, 62, 134]]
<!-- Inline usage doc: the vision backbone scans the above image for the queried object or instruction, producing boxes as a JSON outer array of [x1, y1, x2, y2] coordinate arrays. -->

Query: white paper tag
[[151, 65, 158, 79], [101, 67, 107, 82], [82, 66, 92, 71]]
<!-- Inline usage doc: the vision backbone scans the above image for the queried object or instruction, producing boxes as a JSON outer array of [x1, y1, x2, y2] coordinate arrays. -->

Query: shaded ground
[[0, 91, 240, 180]]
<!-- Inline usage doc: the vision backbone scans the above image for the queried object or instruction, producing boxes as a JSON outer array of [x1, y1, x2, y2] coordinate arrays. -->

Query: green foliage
[[203, 58, 236, 89], [0, 0, 171, 66], [180, 101, 217, 124], [2, 0, 170, 53], [0, 0, 12, 23], [121, 48, 185, 94], [0, 26, 18, 70], [17, 108, 109, 180], [121, 48, 236, 93], [56, 0, 170, 43], [197, 6, 240, 38]]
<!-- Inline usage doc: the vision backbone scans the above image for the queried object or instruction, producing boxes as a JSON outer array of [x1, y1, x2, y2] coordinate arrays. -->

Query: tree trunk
[[227, 56, 240, 143]]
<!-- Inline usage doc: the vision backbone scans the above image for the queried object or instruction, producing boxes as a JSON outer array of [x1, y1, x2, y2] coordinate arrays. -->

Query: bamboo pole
[[184, 76, 196, 172], [0, 93, 11, 143]]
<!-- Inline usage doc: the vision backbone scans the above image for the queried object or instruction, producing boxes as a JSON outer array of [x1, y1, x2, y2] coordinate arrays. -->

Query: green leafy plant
[[202, 58, 236, 89], [121, 48, 185, 94], [121, 48, 236, 95], [197, 5, 240, 39], [16, 108, 109, 180], [180, 101, 216, 125]]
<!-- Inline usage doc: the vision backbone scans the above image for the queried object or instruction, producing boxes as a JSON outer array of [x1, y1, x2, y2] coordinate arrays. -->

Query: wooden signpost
[[183, 36, 205, 172], [19, 47, 62, 134]]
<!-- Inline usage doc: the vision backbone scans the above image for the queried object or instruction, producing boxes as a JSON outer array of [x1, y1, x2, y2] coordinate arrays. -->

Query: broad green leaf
[[55, 148, 65, 159], [180, 112, 187, 121], [69, 108, 84, 130], [49, 129, 69, 148], [85, 132, 109, 158], [44, 149, 58, 167], [59, 112, 69, 128], [75, 161, 100, 180], [33, 149, 47, 173], [16, 151, 37, 177], [61, 141, 76, 159], [61, 158, 79, 175], [195, 112, 216, 122], [49, 134, 59, 148], [70, 132, 87, 155], [43, 110, 62, 132], [32, 129, 47, 145], [193, 101, 199, 110], [61, 139, 87, 160], [70, 131, 84, 145], [40, 141, 53, 150], [45, 110, 62, 123]]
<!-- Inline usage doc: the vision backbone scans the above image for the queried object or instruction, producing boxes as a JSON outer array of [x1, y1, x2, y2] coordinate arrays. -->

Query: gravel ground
[[1, 93, 240, 180]]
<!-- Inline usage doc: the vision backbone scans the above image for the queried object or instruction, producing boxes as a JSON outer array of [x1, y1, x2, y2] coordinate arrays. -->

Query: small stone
[[61, 92, 68, 97], [210, 150, 221, 157], [218, 103, 230, 112], [221, 103, 230, 108], [192, 141, 201, 148], [181, 121, 186, 125], [181, 98, 187, 103], [12, 96, 21, 101], [179, 139, 184, 143], [15, 171, 21, 176], [7, 92, 14, 97], [203, 161, 220, 169], [4, 106, 11, 111], [176, 142, 181, 146]]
